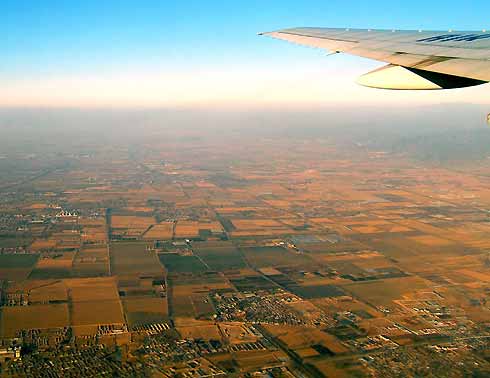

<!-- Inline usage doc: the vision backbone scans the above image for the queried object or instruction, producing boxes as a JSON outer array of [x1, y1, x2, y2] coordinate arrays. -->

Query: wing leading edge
[[260, 27, 490, 90]]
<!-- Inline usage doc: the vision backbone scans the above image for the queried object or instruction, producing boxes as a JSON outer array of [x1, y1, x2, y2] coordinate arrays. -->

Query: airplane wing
[[260, 27, 490, 90]]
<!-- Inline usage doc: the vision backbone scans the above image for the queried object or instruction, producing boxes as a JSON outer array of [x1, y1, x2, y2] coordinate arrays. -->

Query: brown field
[[457, 269, 490, 283], [110, 242, 164, 276], [241, 246, 317, 269], [233, 350, 287, 370], [219, 322, 259, 344], [409, 234, 455, 247], [174, 221, 223, 238], [79, 217, 106, 227], [310, 218, 334, 225], [313, 297, 381, 319], [171, 280, 231, 319], [397, 219, 460, 241], [26, 203, 49, 210], [263, 324, 349, 355], [73, 245, 109, 276], [349, 220, 393, 227], [35, 252, 75, 270], [123, 206, 154, 213], [224, 268, 259, 279], [71, 300, 125, 326], [231, 219, 284, 230], [346, 255, 395, 271], [341, 276, 432, 309], [177, 322, 221, 340], [81, 229, 107, 243], [122, 297, 169, 326], [111, 215, 155, 229], [29, 280, 68, 303], [263, 200, 292, 208], [71, 325, 98, 337], [66, 277, 120, 302], [310, 359, 365, 378], [351, 226, 382, 234], [295, 347, 321, 358], [143, 222, 174, 240], [0, 304, 69, 338], [30, 238, 57, 251], [171, 296, 196, 318], [216, 207, 262, 214], [231, 229, 296, 237], [313, 251, 383, 264]]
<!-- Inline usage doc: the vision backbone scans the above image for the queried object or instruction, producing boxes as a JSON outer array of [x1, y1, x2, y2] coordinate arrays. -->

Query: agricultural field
[[0, 254, 39, 281], [142, 221, 174, 240], [174, 221, 223, 239], [73, 245, 110, 276], [0, 304, 70, 338], [340, 276, 432, 309], [71, 300, 125, 326], [24, 279, 68, 304], [158, 254, 208, 273], [177, 322, 221, 340], [122, 297, 169, 327], [241, 246, 316, 269], [0, 254, 39, 269], [192, 241, 246, 271], [5, 115, 490, 376], [263, 324, 349, 356], [67, 277, 125, 326], [170, 279, 231, 319], [110, 242, 164, 276], [287, 284, 346, 299], [29, 252, 75, 279], [29, 238, 57, 252], [0, 237, 32, 249], [111, 215, 155, 238]]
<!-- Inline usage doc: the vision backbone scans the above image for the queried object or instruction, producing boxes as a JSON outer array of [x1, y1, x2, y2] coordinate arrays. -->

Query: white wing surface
[[260, 28, 490, 89]]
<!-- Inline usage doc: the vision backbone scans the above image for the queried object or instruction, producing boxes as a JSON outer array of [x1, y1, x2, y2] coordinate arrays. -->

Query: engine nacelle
[[357, 64, 487, 90]]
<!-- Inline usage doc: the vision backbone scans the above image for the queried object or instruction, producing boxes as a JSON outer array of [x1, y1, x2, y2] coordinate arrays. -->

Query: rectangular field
[[143, 222, 174, 240], [158, 254, 208, 273], [122, 297, 169, 327], [73, 245, 110, 276], [110, 242, 164, 276], [241, 246, 316, 269], [193, 241, 246, 271], [0, 254, 39, 281], [0, 304, 69, 338]]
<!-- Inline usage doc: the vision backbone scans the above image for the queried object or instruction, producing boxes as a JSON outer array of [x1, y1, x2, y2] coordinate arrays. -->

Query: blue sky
[[2, 0, 490, 106]]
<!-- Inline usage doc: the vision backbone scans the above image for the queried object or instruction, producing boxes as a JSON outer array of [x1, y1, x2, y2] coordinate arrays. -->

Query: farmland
[[158, 254, 207, 273], [110, 242, 164, 276], [4, 114, 490, 376]]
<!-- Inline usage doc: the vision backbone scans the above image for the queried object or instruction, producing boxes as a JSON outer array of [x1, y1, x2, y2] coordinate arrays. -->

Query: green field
[[29, 269, 72, 280], [0, 254, 39, 268], [158, 254, 207, 273], [193, 243, 246, 271], [0, 237, 32, 249]]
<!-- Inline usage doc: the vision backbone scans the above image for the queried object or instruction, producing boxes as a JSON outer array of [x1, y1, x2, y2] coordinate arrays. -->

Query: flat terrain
[[4, 117, 490, 377], [110, 242, 164, 276]]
